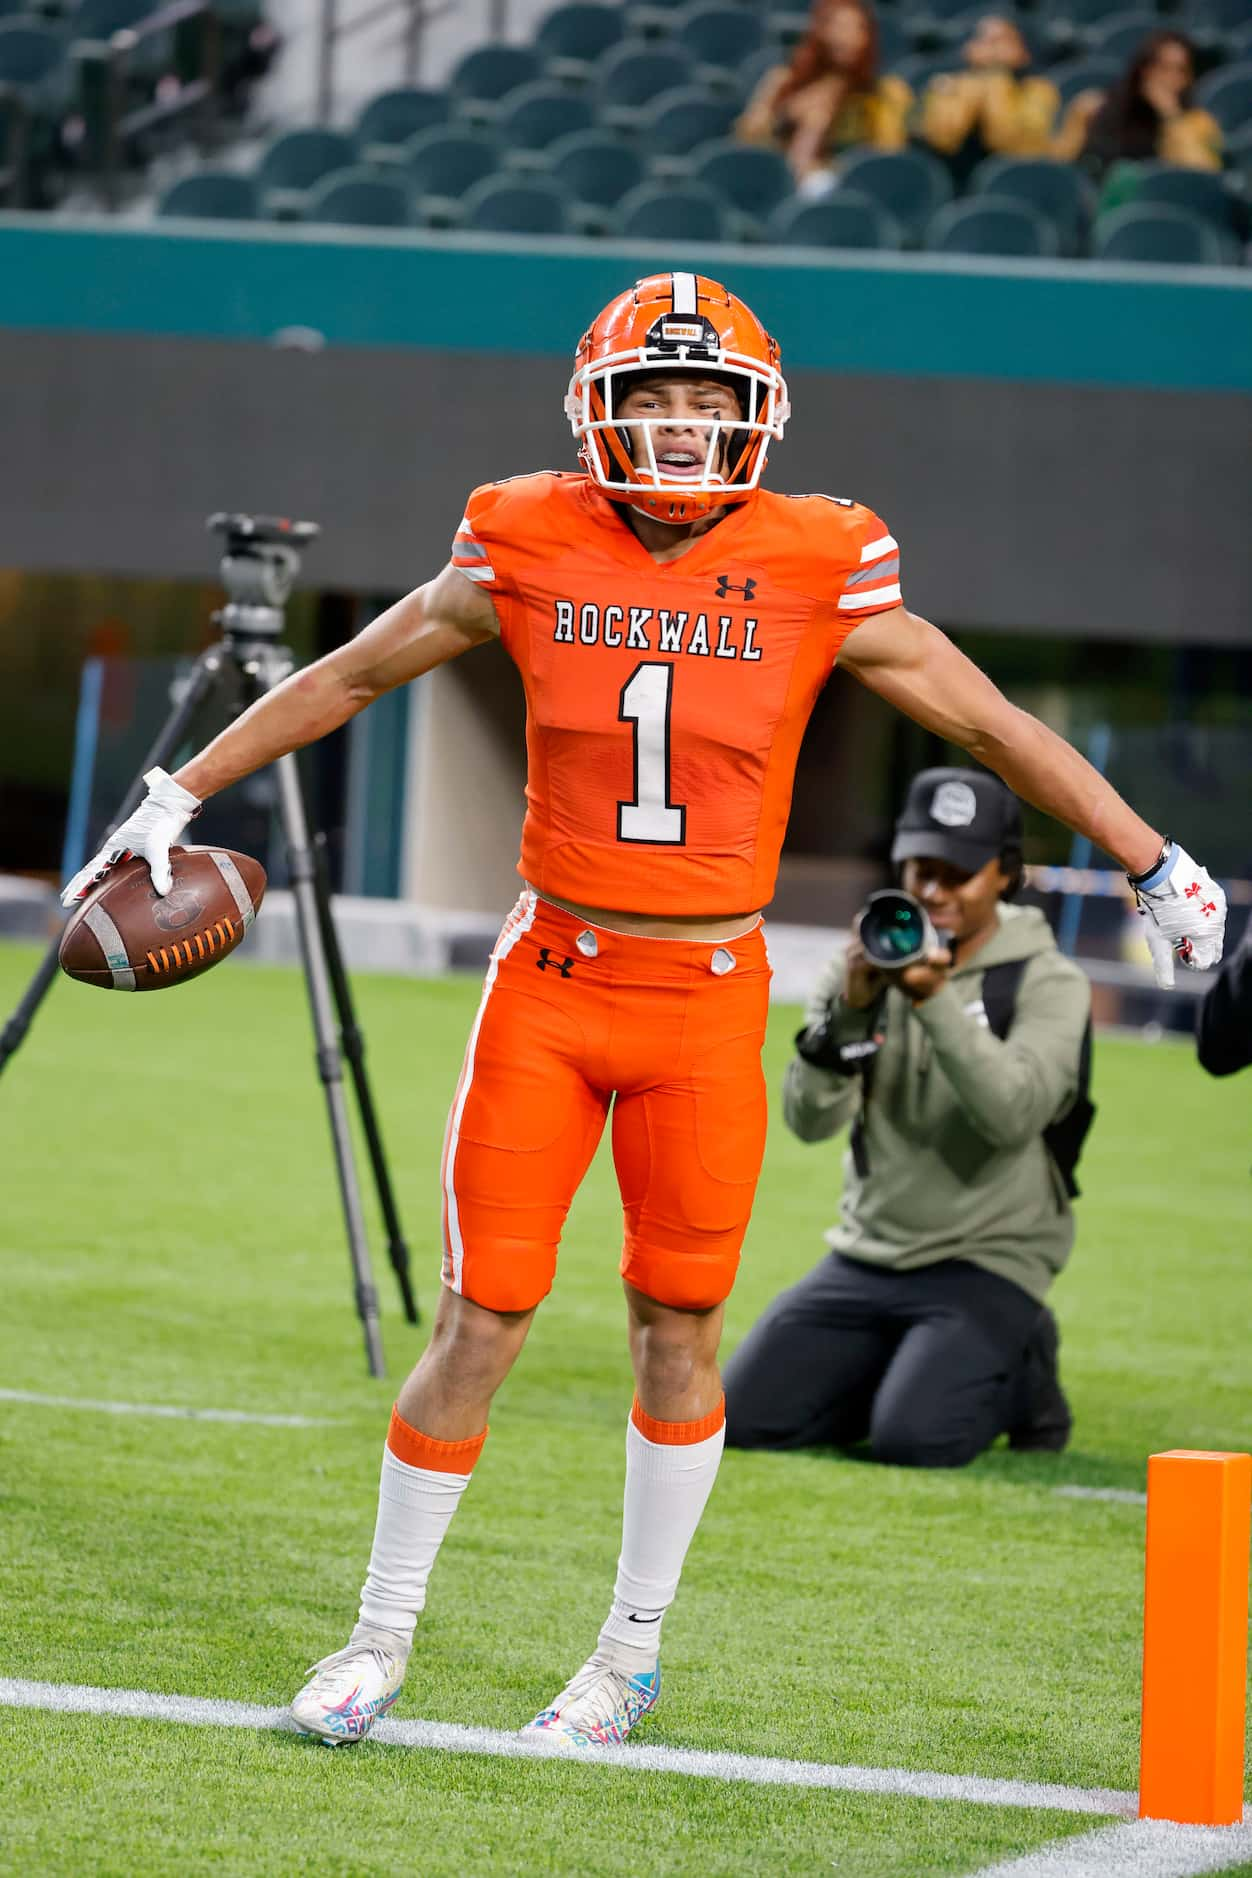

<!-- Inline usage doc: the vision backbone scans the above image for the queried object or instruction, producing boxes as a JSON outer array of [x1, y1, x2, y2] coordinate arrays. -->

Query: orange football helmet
[[565, 272, 790, 524]]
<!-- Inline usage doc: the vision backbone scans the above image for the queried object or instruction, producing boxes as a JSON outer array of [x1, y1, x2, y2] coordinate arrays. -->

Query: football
[[58, 844, 267, 991]]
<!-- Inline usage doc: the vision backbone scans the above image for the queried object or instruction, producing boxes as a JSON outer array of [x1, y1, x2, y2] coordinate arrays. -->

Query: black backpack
[[848, 958, 1095, 1198], [980, 958, 1095, 1199]]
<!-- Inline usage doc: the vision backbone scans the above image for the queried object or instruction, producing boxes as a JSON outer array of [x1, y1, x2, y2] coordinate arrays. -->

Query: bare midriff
[[526, 884, 760, 943]]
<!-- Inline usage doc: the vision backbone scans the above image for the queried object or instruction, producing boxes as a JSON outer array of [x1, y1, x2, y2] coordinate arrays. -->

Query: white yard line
[[0, 1675, 1133, 1813], [1053, 1488, 1147, 1507], [0, 1389, 333, 1428], [966, 1815, 1252, 1876], [10, 1678, 1250, 1875]]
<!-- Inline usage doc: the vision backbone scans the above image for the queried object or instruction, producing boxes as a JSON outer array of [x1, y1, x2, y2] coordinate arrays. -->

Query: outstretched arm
[[62, 565, 497, 903], [176, 563, 499, 801], [838, 605, 1160, 872], [837, 605, 1227, 982]]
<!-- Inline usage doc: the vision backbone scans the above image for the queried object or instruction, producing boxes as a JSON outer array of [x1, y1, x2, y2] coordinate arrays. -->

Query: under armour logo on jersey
[[715, 574, 757, 601], [536, 948, 574, 977]]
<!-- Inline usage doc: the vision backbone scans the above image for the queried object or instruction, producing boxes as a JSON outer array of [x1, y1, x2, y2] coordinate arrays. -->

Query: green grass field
[[1, 938, 1249, 1877]]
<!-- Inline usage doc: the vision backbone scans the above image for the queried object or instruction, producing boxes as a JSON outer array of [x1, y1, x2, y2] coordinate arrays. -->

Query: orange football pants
[[440, 891, 772, 1314]]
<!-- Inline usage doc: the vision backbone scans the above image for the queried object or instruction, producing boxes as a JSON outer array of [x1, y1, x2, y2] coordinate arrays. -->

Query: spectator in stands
[[1051, 31, 1222, 175], [918, 15, 1062, 184], [735, 0, 911, 183], [723, 770, 1091, 1468]]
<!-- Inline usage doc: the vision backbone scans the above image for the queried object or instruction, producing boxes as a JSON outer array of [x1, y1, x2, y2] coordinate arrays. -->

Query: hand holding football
[[59, 845, 266, 991]]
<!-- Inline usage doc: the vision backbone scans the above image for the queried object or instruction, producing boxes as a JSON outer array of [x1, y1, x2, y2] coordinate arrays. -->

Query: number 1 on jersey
[[617, 662, 686, 845]]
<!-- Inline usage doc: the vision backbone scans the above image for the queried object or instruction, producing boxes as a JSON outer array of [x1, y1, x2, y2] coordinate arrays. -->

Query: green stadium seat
[[256, 127, 356, 214], [890, 50, 963, 94], [690, 139, 792, 229], [616, 177, 730, 239], [874, 13, 909, 73], [675, 4, 767, 76], [157, 168, 258, 219], [1090, 10, 1158, 63], [0, 16, 63, 84], [1039, 0, 1132, 57], [536, 1, 626, 72], [765, 188, 905, 250], [770, 10, 812, 52], [1132, 162, 1242, 253], [636, 83, 739, 154], [835, 146, 953, 246], [544, 126, 645, 208], [496, 78, 594, 150], [735, 44, 783, 102], [303, 165, 411, 227], [597, 40, 694, 124], [450, 43, 542, 107], [1195, 62, 1252, 137], [354, 86, 450, 163], [926, 195, 1060, 256], [1196, 0, 1252, 32], [970, 155, 1093, 255], [459, 172, 570, 233], [1093, 202, 1227, 264], [1046, 55, 1118, 108], [404, 126, 499, 212]]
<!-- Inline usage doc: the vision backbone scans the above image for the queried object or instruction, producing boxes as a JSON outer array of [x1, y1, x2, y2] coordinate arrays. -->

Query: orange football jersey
[[451, 473, 903, 915]]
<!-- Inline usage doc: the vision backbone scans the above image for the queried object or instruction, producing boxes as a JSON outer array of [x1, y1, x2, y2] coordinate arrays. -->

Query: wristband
[[1127, 837, 1175, 893]]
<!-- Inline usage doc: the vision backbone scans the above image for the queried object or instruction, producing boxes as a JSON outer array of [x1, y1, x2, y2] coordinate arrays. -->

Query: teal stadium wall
[[1, 216, 1250, 638]]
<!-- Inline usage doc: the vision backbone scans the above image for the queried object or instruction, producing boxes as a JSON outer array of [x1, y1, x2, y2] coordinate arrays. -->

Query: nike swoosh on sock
[[626, 1612, 663, 1624]]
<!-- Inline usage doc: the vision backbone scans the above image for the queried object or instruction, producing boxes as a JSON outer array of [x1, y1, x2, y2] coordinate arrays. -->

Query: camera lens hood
[[857, 889, 937, 971]]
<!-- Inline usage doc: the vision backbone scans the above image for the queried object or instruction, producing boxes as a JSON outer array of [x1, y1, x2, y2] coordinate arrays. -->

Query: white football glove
[[1129, 839, 1227, 990], [60, 767, 201, 905]]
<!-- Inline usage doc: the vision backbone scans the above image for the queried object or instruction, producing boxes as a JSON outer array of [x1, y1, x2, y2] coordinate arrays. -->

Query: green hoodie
[[782, 903, 1091, 1303]]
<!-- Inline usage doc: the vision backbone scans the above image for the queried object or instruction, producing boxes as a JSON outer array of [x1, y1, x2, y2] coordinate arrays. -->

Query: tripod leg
[[0, 650, 225, 1079], [311, 831, 419, 1326], [271, 752, 386, 1378]]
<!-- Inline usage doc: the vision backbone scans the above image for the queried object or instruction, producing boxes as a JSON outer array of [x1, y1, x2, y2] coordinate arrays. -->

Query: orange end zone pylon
[[1138, 1448, 1251, 1826]]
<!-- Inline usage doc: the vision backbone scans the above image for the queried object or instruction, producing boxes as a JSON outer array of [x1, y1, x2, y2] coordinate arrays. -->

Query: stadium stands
[[765, 188, 904, 249], [927, 195, 1061, 256], [1093, 199, 1228, 262], [969, 154, 1094, 254], [6, 0, 1251, 269]]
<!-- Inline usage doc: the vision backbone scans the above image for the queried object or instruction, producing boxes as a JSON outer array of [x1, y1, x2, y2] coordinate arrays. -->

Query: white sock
[[354, 1418, 483, 1648], [597, 1403, 726, 1672]]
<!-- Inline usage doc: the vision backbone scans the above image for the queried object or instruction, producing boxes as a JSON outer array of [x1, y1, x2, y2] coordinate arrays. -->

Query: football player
[[64, 272, 1226, 1750]]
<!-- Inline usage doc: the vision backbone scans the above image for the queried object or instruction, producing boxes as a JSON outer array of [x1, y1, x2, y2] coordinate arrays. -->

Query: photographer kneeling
[[725, 769, 1092, 1467]]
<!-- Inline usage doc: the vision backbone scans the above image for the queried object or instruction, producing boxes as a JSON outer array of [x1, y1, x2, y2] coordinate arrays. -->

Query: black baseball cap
[[890, 768, 1023, 874]]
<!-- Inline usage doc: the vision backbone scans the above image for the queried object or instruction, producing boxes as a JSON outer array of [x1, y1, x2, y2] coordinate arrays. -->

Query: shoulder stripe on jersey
[[839, 582, 901, 612], [455, 563, 497, 585], [671, 271, 697, 315], [453, 536, 489, 561], [860, 534, 898, 564], [844, 556, 899, 589]]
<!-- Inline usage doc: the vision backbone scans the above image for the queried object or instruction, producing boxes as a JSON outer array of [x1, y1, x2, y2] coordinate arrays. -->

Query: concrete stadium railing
[[1, 213, 1250, 390]]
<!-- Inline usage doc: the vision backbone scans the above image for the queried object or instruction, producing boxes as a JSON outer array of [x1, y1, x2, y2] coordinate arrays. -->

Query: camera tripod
[[0, 513, 417, 1377]]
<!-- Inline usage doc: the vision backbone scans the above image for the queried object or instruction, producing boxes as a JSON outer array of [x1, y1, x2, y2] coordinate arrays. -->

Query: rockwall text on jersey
[[449, 473, 903, 916]]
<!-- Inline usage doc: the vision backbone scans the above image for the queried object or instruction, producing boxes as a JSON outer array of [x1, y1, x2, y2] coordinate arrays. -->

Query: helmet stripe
[[670, 271, 697, 316]]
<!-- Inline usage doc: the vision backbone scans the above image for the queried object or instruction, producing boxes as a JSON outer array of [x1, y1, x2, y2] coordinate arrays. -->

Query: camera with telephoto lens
[[856, 889, 938, 971]]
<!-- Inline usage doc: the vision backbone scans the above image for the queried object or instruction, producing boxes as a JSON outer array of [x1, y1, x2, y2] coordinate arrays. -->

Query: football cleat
[[521, 1651, 661, 1749], [290, 1625, 409, 1745]]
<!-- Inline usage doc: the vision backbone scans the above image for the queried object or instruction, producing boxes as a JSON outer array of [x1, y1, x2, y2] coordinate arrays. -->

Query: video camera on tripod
[[1, 510, 416, 1376]]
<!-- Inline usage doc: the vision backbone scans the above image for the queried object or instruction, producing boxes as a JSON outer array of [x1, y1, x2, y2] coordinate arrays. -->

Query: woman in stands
[[1053, 31, 1222, 174], [736, 0, 911, 183], [918, 15, 1062, 183]]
